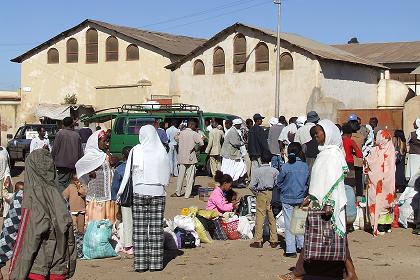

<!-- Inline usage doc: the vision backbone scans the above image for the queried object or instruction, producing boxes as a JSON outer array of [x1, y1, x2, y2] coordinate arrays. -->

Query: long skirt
[[133, 194, 165, 271], [221, 157, 246, 181], [406, 154, 420, 180]]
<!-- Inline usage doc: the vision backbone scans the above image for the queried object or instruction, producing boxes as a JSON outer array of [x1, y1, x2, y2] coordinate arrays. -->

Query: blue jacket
[[274, 158, 309, 205], [111, 161, 126, 201]]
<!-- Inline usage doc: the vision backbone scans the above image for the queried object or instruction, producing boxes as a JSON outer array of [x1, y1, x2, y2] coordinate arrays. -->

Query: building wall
[[18, 25, 173, 124], [0, 90, 20, 146], [170, 28, 381, 121], [170, 28, 320, 120], [311, 60, 380, 120]]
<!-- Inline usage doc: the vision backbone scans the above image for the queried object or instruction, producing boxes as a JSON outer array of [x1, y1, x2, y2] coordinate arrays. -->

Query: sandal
[[278, 272, 296, 280]]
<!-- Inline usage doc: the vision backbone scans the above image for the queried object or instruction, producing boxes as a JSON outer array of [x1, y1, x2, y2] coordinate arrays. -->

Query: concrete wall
[[0, 90, 20, 146], [170, 27, 382, 122], [312, 60, 380, 120], [378, 79, 413, 107], [170, 27, 319, 121], [18, 25, 173, 124]]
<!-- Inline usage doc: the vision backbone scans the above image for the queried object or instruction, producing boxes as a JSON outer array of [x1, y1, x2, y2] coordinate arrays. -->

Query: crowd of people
[[0, 111, 418, 279]]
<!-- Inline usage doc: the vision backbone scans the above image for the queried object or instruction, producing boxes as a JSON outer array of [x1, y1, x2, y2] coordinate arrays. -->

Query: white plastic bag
[[398, 187, 418, 228], [173, 215, 195, 231], [237, 216, 254, 239], [276, 211, 285, 234]]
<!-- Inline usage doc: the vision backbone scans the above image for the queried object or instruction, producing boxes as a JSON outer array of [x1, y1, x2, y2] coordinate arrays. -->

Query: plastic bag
[[398, 187, 418, 228], [290, 207, 308, 235], [193, 217, 212, 243], [237, 216, 253, 239], [174, 215, 195, 231], [82, 220, 118, 259], [197, 209, 219, 220], [276, 211, 285, 234]]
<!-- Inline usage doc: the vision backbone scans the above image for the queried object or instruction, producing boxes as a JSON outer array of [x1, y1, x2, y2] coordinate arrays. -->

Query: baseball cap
[[348, 114, 358, 121], [232, 118, 243, 125], [253, 113, 265, 121]]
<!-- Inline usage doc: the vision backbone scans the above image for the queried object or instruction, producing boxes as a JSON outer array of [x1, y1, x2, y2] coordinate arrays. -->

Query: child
[[249, 153, 279, 249], [276, 142, 309, 257], [0, 182, 24, 280], [111, 146, 133, 255], [62, 175, 87, 233], [206, 171, 239, 216]]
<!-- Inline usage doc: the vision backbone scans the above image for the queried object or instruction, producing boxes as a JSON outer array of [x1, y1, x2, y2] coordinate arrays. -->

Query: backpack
[[238, 195, 256, 217], [174, 228, 196, 249]]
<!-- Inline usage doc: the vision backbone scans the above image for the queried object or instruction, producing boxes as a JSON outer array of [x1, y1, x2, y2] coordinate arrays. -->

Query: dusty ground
[[8, 165, 420, 280]]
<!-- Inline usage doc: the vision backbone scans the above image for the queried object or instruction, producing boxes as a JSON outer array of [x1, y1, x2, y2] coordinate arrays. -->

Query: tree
[[347, 37, 359, 44], [63, 93, 77, 105]]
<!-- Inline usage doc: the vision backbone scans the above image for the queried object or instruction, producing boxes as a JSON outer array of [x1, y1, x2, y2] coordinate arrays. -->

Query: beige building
[[0, 90, 21, 146], [334, 41, 420, 95], [167, 23, 386, 121], [11, 19, 205, 124]]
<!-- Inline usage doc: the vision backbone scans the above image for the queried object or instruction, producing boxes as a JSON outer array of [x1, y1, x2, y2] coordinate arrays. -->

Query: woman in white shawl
[[406, 118, 420, 180], [0, 147, 12, 217], [75, 130, 115, 222], [118, 125, 170, 272], [280, 120, 358, 280]]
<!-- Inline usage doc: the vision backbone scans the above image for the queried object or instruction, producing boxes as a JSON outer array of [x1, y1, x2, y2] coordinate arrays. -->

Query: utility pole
[[274, 0, 281, 117]]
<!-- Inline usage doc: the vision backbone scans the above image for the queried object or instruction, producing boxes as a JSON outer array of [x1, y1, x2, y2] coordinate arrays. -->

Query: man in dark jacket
[[51, 117, 83, 193], [247, 113, 270, 179]]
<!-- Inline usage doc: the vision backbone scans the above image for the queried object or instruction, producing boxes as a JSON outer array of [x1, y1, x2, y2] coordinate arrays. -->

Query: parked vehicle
[[83, 103, 239, 172], [7, 124, 58, 167]]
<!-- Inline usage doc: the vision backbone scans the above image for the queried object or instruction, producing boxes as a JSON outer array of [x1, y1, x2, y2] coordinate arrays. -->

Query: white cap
[[296, 116, 306, 127], [269, 117, 279, 126], [232, 118, 243, 125]]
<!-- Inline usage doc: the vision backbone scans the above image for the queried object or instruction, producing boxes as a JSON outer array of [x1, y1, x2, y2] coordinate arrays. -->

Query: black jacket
[[247, 125, 269, 158]]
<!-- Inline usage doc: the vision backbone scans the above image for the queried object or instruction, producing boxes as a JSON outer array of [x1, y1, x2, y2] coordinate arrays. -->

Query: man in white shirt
[[294, 111, 320, 145], [30, 126, 51, 153], [166, 120, 180, 176]]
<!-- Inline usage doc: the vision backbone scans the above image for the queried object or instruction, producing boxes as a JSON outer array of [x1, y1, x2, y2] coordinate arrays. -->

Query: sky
[[1, 0, 419, 90]]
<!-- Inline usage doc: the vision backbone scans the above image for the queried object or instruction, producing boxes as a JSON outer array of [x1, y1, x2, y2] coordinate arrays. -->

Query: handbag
[[119, 154, 134, 207], [290, 207, 308, 235], [303, 210, 347, 262]]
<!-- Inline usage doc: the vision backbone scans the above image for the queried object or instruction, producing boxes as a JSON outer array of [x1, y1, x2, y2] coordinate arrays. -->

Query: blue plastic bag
[[82, 220, 117, 259]]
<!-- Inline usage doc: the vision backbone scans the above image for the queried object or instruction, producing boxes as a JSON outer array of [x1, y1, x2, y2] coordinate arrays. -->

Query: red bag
[[221, 219, 241, 240]]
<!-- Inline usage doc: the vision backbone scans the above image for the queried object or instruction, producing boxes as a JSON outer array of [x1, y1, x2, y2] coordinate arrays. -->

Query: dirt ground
[[8, 165, 420, 280]]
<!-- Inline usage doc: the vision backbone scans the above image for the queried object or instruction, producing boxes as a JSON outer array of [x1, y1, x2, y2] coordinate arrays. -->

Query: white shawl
[[309, 119, 348, 237], [75, 130, 107, 179], [0, 147, 11, 181], [416, 118, 420, 140], [118, 125, 170, 195]]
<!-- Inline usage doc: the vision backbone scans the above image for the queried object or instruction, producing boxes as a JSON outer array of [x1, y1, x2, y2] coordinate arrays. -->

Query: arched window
[[213, 47, 225, 74], [233, 34, 246, 73], [66, 38, 78, 63], [126, 44, 139, 61], [193, 59, 205, 75], [255, 43, 269, 71], [86, 28, 98, 63], [106, 36, 118, 61], [280, 52, 294, 70], [47, 48, 59, 64]]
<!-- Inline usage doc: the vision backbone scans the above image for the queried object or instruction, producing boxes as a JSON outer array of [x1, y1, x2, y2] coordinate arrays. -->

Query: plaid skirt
[[133, 194, 165, 271], [303, 210, 347, 262]]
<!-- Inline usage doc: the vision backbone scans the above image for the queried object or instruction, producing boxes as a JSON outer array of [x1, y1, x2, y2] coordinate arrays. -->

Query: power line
[[158, 1, 270, 32], [138, 0, 260, 29]]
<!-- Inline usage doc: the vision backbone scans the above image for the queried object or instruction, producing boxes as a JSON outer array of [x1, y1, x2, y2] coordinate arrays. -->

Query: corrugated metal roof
[[333, 42, 420, 64], [11, 19, 207, 63], [411, 65, 420, 74], [166, 23, 386, 70]]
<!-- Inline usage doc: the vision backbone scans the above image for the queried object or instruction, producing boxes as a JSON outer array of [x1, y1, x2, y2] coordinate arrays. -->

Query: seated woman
[[206, 171, 239, 215]]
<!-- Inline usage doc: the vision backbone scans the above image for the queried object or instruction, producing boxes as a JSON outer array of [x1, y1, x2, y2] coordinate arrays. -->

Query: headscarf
[[10, 149, 76, 278], [75, 130, 107, 179], [118, 125, 170, 195], [416, 118, 420, 140], [362, 124, 375, 157], [0, 147, 11, 181], [269, 117, 279, 127], [309, 119, 348, 237], [296, 116, 306, 128], [365, 130, 396, 236]]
